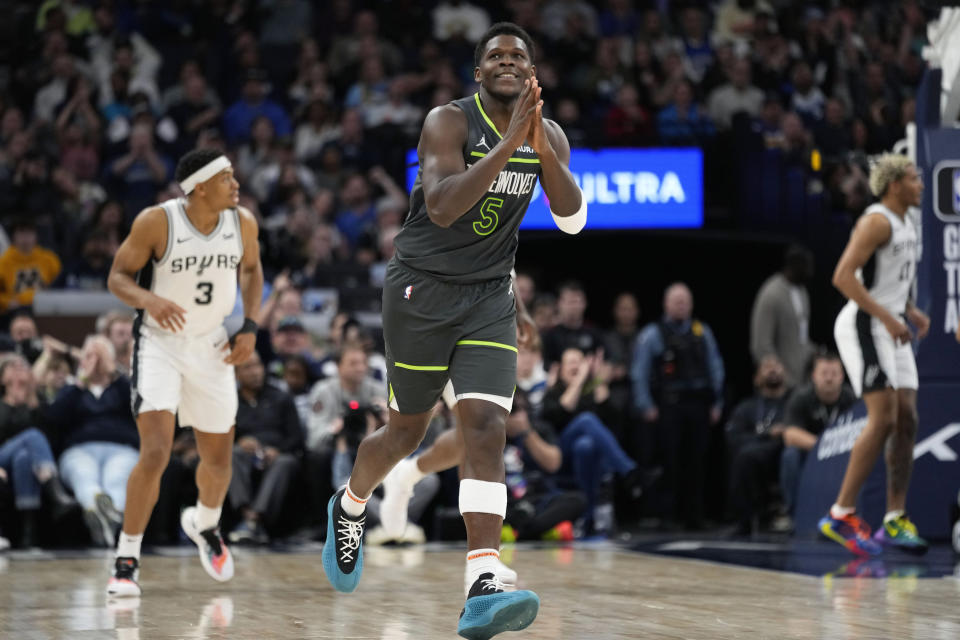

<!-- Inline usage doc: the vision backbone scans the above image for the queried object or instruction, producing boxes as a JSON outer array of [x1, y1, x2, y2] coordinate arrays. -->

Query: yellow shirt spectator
[[0, 234, 62, 311]]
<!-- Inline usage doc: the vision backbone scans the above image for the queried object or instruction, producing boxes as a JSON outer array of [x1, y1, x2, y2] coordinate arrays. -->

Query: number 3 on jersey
[[195, 282, 213, 305], [474, 197, 502, 236]]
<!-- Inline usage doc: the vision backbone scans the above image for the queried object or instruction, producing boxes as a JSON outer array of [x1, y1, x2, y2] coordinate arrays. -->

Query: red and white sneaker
[[106, 556, 141, 597], [181, 507, 234, 582]]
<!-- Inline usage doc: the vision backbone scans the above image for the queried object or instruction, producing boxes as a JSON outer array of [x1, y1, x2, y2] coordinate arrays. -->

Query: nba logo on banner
[[954, 168, 960, 214]]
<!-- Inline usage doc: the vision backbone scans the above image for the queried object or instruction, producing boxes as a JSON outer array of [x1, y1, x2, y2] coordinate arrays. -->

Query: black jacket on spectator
[[45, 377, 139, 452], [725, 392, 790, 453], [236, 384, 304, 454], [541, 325, 603, 369], [783, 383, 857, 437], [542, 381, 615, 433], [0, 401, 45, 445]]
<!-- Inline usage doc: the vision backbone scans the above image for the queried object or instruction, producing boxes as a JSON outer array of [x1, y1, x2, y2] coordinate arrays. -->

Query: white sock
[[196, 502, 222, 531], [116, 532, 143, 560], [830, 504, 856, 519], [883, 509, 905, 524], [342, 481, 368, 518], [406, 456, 427, 484], [465, 548, 500, 591]]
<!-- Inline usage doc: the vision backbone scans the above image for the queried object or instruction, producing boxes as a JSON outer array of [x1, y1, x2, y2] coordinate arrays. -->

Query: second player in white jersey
[[106, 149, 263, 597], [143, 197, 244, 337]]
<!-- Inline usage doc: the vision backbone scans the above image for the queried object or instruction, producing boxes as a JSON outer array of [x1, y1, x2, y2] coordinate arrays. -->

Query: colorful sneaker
[[457, 573, 539, 640], [873, 515, 928, 555], [463, 560, 519, 598], [818, 512, 882, 556], [106, 556, 141, 597], [181, 507, 234, 582], [321, 488, 365, 593]]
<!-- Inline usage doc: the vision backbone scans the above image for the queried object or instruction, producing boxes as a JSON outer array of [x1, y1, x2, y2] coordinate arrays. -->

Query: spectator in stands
[[98, 310, 133, 376], [633, 282, 724, 530], [9, 309, 44, 364], [60, 228, 112, 290], [780, 111, 812, 168], [267, 315, 322, 383], [294, 98, 340, 165], [531, 294, 557, 334], [306, 343, 386, 490], [726, 355, 790, 535], [657, 80, 715, 146], [517, 341, 549, 417], [222, 68, 292, 146], [707, 58, 765, 130], [334, 173, 377, 249], [0, 355, 77, 547], [815, 99, 852, 162], [47, 335, 138, 546], [106, 120, 172, 219], [789, 61, 825, 126], [542, 347, 642, 535], [235, 115, 277, 184], [432, 0, 491, 42], [279, 354, 313, 430], [542, 281, 602, 369], [503, 389, 586, 542], [750, 244, 815, 386], [603, 292, 641, 431], [228, 351, 303, 544], [780, 351, 856, 519], [0, 218, 62, 312]]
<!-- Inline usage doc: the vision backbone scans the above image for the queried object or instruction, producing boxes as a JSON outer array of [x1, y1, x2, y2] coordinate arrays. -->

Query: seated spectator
[[502, 390, 587, 542], [97, 310, 134, 376], [268, 315, 323, 382], [106, 120, 172, 220], [334, 173, 377, 250], [725, 355, 790, 535], [0, 355, 77, 547], [542, 347, 643, 535], [8, 309, 45, 364], [46, 335, 139, 547], [707, 59, 764, 130], [0, 218, 62, 313], [59, 229, 112, 290], [780, 351, 856, 519], [279, 354, 313, 430], [541, 281, 603, 369], [531, 294, 557, 335], [517, 342, 548, 416], [306, 343, 386, 490], [223, 68, 292, 146], [228, 351, 304, 545], [657, 80, 715, 146]]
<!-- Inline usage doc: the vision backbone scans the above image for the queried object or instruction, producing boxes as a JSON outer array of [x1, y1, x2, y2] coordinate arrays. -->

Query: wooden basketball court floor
[[2, 540, 960, 639]]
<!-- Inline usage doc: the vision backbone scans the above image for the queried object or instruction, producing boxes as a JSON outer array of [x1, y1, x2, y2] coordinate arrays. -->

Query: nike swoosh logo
[[177, 237, 191, 244], [222, 233, 234, 239]]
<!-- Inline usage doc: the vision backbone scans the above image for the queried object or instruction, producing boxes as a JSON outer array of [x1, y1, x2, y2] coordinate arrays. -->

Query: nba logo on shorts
[[404, 285, 413, 300], [953, 169, 960, 214]]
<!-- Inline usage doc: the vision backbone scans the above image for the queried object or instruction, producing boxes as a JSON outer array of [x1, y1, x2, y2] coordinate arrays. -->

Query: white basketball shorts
[[131, 323, 238, 433], [834, 303, 918, 398]]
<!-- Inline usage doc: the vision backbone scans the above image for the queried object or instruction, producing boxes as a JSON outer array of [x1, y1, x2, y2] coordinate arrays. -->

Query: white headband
[[179, 156, 232, 194]]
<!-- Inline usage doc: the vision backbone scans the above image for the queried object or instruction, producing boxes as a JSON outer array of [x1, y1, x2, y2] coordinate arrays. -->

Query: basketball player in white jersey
[[105, 149, 264, 596], [820, 154, 930, 556]]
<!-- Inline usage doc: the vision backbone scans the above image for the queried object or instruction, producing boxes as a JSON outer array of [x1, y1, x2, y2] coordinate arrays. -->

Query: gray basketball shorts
[[382, 261, 517, 415]]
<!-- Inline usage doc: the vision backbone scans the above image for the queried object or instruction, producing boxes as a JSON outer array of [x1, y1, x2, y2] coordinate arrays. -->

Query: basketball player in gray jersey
[[105, 149, 264, 596], [322, 22, 585, 639]]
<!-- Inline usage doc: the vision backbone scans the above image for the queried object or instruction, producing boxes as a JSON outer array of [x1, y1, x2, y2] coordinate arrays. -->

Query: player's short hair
[[868, 153, 913, 198], [175, 148, 225, 184], [474, 22, 535, 68]]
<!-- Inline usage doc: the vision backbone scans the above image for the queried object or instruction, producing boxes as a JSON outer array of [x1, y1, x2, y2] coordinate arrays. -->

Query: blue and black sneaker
[[321, 488, 365, 593], [457, 572, 539, 640]]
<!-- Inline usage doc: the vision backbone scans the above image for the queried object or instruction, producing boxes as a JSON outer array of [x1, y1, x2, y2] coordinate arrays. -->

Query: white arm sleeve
[[551, 188, 587, 234]]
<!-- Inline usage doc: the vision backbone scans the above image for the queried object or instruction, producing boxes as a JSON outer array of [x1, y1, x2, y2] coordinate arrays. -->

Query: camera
[[341, 400, 374, 448]]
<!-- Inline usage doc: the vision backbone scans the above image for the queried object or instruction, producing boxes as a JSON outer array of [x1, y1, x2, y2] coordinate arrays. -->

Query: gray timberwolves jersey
[[394, 93, 542, 283]]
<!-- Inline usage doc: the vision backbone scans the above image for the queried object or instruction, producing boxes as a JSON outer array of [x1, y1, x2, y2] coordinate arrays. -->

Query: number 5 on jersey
[[474, 197, 502, 236]]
